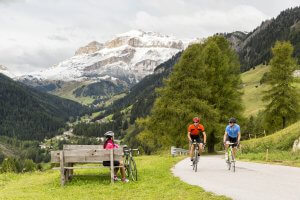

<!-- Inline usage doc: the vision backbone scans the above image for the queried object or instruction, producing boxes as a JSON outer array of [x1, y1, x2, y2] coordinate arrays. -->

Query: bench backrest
[[51, 149, 123, 163], [62, 144, 126, 150], [63, 145, 103, 150]]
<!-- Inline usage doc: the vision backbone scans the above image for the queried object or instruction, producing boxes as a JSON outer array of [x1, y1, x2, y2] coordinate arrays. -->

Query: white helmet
[[104, 131, 114, 137]]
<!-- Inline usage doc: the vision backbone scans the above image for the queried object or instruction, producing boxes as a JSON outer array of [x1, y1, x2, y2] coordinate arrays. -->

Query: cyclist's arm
[[237, 131, 241, 144], [223, 132, 228, 143], [187, 132, 192, 141], [202, 131, 207, 143]]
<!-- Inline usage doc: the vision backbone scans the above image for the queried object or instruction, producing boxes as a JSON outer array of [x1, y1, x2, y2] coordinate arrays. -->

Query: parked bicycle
[[225, 142, 237, 172], [123, 146, 138, 181]]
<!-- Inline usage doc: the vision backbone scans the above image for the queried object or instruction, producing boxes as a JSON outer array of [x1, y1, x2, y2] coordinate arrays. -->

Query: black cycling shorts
[[103, 161, 120, 167], [226, 135, 238, 147], [190, 135, 203, 144]]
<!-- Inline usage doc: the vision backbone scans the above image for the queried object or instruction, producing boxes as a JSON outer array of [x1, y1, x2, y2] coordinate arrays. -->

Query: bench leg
[[69, 163, 74, 180], [60, 151, 66, 186], [110, 149, 114, 184]]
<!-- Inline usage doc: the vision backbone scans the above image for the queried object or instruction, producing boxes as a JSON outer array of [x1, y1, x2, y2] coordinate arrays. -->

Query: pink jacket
[[104, 139, 119, 149]]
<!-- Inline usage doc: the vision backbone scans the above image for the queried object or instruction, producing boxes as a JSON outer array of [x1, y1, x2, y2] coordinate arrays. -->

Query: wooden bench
[[51, 145, 124, 185]]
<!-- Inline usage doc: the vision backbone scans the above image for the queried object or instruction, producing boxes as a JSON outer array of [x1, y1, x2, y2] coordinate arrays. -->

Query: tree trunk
[[208, 131, 216, 153], [282, 116, 286, 129]]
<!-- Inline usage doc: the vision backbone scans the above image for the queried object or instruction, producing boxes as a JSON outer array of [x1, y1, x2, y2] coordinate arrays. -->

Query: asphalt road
[[172, 155, 300, 200]]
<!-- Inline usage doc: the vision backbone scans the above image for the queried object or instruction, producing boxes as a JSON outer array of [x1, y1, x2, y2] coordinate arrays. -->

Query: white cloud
[[0, 0, 300, 75]]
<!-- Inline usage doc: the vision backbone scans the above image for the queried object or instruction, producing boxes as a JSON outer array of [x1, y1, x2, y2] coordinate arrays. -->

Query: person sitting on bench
[[103, 131, 129, 183]]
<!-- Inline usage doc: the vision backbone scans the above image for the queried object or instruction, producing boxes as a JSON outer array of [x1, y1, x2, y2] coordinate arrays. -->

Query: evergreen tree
[[201, 36, 243, 151], [137, 36, 243, 153], [137, 43, 219, 153], [263, 41, 299, 129]]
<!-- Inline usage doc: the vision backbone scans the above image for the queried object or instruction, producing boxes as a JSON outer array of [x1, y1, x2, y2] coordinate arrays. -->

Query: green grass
[[237, 151, 300, 167], [241, 121, 300, 153], [0, 155, 229, 200]]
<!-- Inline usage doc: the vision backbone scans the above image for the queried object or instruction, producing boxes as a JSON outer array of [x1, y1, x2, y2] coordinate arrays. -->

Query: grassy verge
[[237, 151, 300, 167], [0, 155, 229, 200], [237, 121, 300, 167]]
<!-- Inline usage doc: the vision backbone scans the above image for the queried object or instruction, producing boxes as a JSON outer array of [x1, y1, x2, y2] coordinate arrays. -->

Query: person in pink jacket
[[103, 131, 129, 182]]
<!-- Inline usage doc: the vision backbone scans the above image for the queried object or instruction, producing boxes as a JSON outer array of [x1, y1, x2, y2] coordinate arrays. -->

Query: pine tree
[[137, 43, 219, 152], [201, 36, 243, 151], [263, 41, 299, 129], [137, 36, 243, 153]]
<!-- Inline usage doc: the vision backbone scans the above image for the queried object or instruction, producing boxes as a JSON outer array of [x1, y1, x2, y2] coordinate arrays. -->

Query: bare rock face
[[75, 41, 104, 55], [105, 37, 126, 48], [293, 137, 300, 152]]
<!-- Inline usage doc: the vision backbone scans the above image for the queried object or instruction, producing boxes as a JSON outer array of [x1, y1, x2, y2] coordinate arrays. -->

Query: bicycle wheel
[[227, 150, 231, 170], [129, 157, 138, 181], [194, 149, 198, 172], [232, 154, 235, 172], [124, 156, 130, 177]]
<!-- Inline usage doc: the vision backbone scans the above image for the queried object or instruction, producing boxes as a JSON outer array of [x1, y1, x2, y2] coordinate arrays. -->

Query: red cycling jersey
[[188, 124, 205, 136]]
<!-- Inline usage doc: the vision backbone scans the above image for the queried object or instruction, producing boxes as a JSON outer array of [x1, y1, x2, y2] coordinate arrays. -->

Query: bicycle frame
[[191, 142, 200, 172], [226, 143, 236, 172], [123, 147, 138, 181]]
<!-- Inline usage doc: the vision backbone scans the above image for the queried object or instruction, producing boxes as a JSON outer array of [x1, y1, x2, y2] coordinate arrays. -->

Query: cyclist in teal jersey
[[223, 118, 241, 160]]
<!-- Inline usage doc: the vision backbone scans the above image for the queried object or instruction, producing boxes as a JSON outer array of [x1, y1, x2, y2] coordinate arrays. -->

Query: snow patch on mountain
[[18, 30, 189, 84]]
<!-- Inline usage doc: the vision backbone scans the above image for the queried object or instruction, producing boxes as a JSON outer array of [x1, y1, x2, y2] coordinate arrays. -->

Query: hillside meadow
[[241, 64, 300, 117]]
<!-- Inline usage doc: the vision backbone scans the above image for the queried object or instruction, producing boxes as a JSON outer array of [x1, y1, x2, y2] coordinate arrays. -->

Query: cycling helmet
[[193, 117, 200, 123], [229, 117, 237, 123], [104, 131, 114, 137]]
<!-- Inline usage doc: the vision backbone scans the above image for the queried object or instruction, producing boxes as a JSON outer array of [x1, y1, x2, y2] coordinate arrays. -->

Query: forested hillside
[[0, 74, 89, 140], [228, 6, 300, 72]]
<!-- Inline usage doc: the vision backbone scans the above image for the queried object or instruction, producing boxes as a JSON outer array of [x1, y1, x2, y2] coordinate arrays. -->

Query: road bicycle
[[123, 146, 138, 181], [225, 142, 237, 172], [191, 141, 205, 172]]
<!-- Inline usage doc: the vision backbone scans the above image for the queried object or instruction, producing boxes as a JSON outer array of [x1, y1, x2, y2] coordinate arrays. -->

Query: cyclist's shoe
[[122, 178, 129, 183], [114, 176, 121, 181], [190, 158, 194, 162]]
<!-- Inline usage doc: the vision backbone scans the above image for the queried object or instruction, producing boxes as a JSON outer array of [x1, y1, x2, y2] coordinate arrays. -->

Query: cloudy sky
[[1, 0, 300, 75]]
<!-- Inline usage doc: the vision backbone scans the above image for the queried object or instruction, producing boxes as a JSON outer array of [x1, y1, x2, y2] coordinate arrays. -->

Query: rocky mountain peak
[[75, 41, 104, 56], [17, 30, 189, 93]]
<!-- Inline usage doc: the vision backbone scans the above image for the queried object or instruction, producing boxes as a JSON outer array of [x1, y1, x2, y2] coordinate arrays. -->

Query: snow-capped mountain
[[0, 65, 15, 78], [18, 30, 186, 86]]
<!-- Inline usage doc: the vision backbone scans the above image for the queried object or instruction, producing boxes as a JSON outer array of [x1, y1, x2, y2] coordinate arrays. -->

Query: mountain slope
[[0, 74, 89, 140], [240, 65, 300, 117], [17, 30, 185, 93], [226, 6, 300, 72]]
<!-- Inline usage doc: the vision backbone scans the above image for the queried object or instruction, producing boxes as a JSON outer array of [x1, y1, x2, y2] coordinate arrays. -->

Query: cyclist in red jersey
[[188, 117, 207, 161]]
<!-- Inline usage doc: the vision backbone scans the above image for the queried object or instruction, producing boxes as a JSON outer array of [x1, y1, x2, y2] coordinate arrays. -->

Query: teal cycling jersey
[[225, 124, 240, 138]]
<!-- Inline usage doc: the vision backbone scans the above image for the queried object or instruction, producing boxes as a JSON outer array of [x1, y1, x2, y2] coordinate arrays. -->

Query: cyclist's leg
[[190, 139, 195, 160], [230, 137, 238, 159], [224, 135, 230, 159], [197, 137, 203, 155]]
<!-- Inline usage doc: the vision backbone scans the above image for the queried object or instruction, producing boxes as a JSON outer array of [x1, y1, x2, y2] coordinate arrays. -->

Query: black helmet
[[104, 131, 114, 137], [229, 117, 237, 123]]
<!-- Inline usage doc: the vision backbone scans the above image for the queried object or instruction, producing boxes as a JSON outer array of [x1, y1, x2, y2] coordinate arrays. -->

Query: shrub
[[23, 159, 36, 172]]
